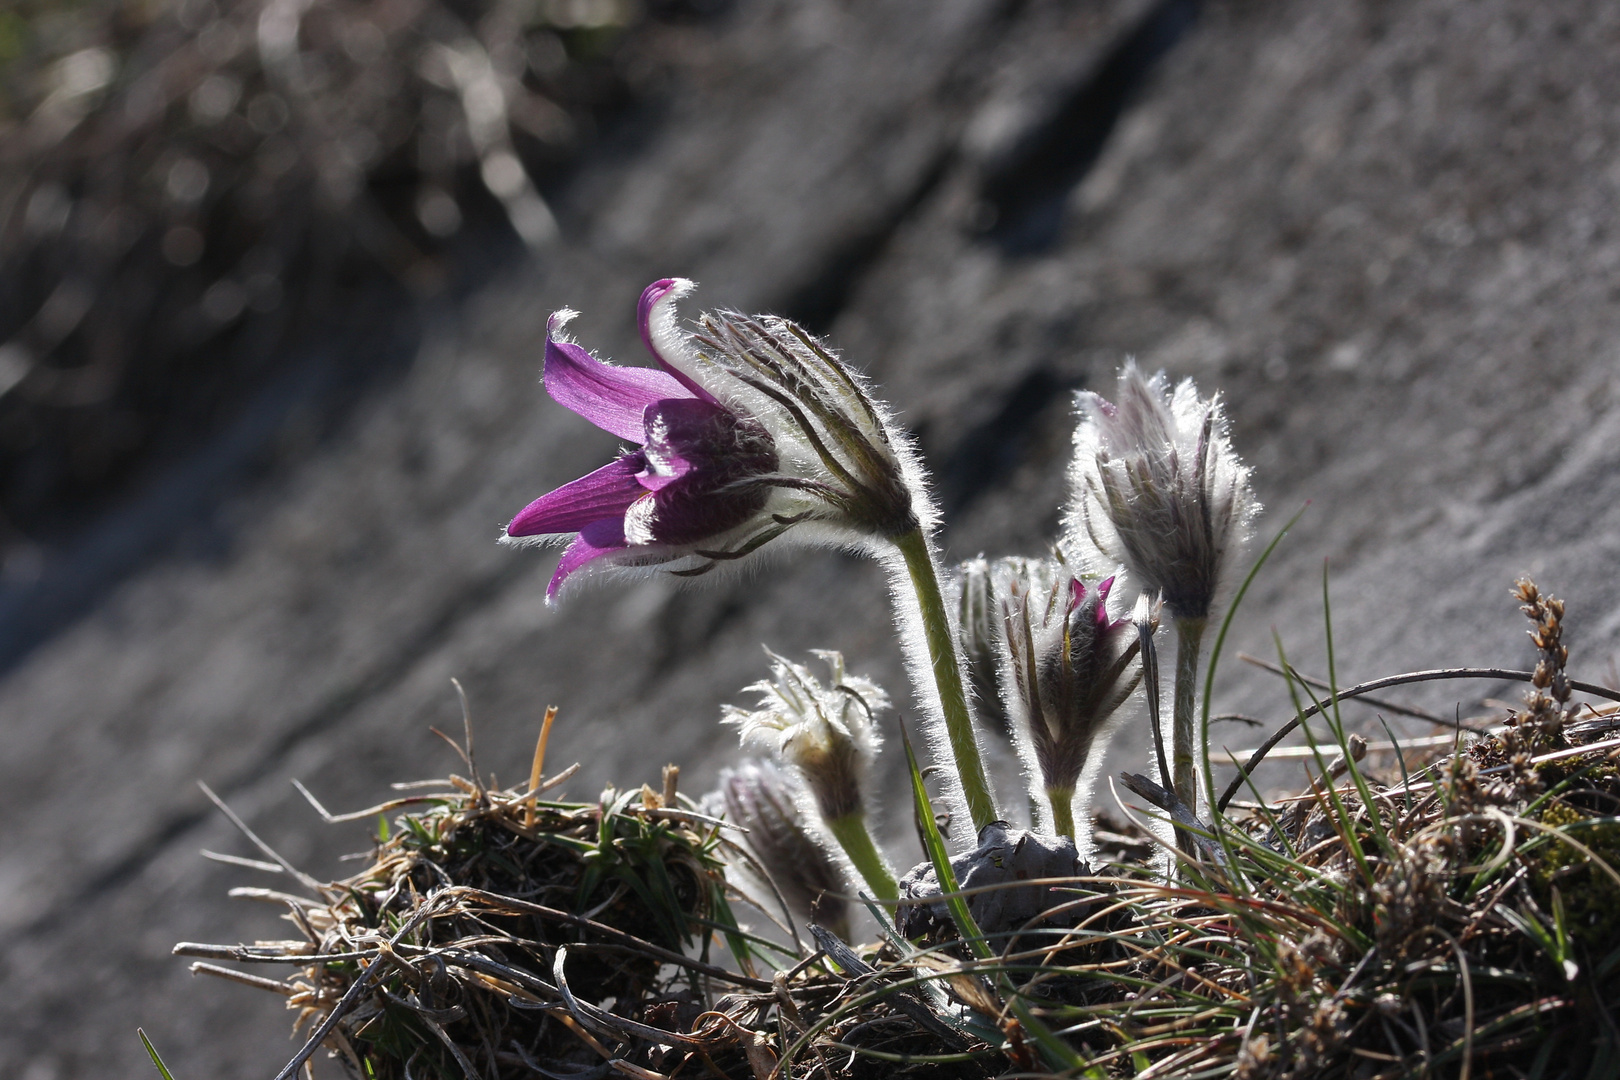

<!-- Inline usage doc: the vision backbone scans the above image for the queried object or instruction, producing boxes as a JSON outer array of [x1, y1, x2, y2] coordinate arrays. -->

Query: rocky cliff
[[5, 1, 1620, 1075]]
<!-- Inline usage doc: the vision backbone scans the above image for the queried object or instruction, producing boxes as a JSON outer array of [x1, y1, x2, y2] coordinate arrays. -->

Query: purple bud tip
[[1095, 575, 1116, 629]]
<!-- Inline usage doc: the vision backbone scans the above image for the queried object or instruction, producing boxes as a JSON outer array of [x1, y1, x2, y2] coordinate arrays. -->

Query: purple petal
[[636, 397, 737, 492], [508, 454, 645, 537], [545, 310, 691, 442], [636, 455, 690, 493], [637, 279, 716, 403], [1093, 575, 1116, 629], [547, 517, 630, 600], [635, 398, 778, 544]]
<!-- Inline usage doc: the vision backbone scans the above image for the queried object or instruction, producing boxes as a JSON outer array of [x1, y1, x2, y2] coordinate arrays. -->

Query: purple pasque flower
[[503, 279, 923, 599], [999, 562, 1142, 826], [1064, 362, 1258, 623]]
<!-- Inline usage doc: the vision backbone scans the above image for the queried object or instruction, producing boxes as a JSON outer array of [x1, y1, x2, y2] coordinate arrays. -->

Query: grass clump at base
[[1532, 799, 1620, 953], [178, 728, 793, 1080], [179, 584, 1620, 1079]]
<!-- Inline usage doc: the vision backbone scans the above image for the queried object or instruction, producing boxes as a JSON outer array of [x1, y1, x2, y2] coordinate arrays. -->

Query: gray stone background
[[6, 0, 1620, 1075]]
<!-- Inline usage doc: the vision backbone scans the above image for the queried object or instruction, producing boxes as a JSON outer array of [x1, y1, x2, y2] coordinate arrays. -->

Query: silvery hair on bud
[[955, 557, 1012, 738], [1064, 361, 1259, 623], [688, 309, 935, 546], [712, 760, 850, 936]]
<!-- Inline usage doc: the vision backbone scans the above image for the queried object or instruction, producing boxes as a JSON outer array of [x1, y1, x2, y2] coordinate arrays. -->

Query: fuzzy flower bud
[[958, 555, 1066, 737], [1064, 362, 1259, 622], [713, 760, 850, 936], [956, 557, 1010, 737], [687, 304, 924, 541], [998, 561, 1142, 836], [722, 649, 886, 822]]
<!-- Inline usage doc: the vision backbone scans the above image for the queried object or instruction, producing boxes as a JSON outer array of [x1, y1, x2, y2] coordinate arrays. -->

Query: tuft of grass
[[179, 727, 788, 1080], [182, 579, 1620, 1079]]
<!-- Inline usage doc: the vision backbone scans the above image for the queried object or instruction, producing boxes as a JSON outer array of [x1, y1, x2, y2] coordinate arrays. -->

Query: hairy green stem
[[1047, 787, 1075, 840], [1172, 616, 1208, 822], [893, 528, 998, 832], [824, 812, 897, 902]]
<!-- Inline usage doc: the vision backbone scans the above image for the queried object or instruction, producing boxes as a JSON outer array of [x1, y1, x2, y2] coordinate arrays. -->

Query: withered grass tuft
[[178, 717, 790, 1080]]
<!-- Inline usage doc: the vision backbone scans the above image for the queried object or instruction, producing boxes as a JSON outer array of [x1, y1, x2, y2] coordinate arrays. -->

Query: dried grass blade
[[197, 781, 326, 897], [188, 961, 297, 995]]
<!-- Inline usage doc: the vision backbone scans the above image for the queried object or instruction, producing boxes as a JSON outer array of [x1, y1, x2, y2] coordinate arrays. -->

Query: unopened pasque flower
[[999, 564, 1142, 839], [1065, 361, 1257, 623], [723, 649, 897, 901], [958, 554, 1060, 739], [503, 279, 922, 599], [956, 557, 1011, 737], [713, 759, 850, 938], [1064, 362, 1258, 833]]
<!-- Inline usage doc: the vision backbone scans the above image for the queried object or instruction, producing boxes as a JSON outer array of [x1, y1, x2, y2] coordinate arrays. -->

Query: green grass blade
[[710, 891, 759, 972], [900, 717, 985, 959], [1320, 564, 1393, 854], [1375, 714, 1414, 815], [1201, 505, 1307, 802], [138, 1029, 178, 1080], [1274, 634, 1373, 883], [1201, 505, 1307, 882]]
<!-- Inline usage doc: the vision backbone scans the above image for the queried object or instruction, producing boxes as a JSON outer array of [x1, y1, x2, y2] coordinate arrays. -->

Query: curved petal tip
[[637, 278, 712, 401], [545, 517, 629, 601], [547, 307, 580, 337], [637, 278, 695, 324]]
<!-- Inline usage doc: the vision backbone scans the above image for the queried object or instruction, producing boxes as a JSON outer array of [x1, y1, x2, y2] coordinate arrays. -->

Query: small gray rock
[[897, 822, 1091, 940]]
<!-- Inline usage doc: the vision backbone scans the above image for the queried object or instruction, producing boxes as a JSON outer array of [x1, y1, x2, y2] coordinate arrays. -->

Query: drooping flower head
[[722, 648, 886, 822], [998, 561, 1142, 823], [711, 759, 850, 937], [1064, 362, 1259, 623], [502, 279, 925, 599]]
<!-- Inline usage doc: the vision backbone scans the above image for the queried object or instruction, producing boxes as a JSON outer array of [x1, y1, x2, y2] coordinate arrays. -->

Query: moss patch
[[1533, 799, 1620, 951]]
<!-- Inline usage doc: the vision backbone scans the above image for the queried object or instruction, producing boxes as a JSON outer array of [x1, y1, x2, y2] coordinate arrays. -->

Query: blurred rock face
[[6, 0, 1620, 1076], [0, 0, 693, 659]]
